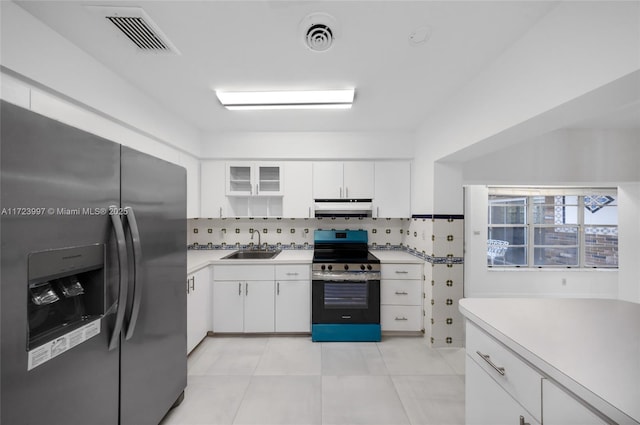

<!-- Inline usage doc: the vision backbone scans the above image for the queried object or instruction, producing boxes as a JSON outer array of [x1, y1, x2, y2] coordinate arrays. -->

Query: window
[[488, 188, 618, 268]]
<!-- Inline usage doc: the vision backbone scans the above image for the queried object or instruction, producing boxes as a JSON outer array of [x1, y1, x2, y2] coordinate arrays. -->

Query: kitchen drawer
[[466, 354, 541, 425], [380, 280, 422, 305], [381, 263, 422, 280], [381, 305, 422, 331], [466, 321, 542, 423], [275, 264, 311, 281], [213, 264, 274, 281]]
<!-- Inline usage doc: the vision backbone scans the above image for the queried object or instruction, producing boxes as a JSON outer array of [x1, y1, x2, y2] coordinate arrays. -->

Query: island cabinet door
[[542, 380, 607, 425], [466, 355, 541, 425]]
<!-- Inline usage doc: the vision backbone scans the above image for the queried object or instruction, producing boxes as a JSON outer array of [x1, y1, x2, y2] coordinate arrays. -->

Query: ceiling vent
[[86, 6, 180, 54], [300, 13, 339, 52]]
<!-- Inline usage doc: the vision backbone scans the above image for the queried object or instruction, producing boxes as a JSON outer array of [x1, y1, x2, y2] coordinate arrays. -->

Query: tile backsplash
[[188, 216, 464, 348], [188, 218, 407, 249]]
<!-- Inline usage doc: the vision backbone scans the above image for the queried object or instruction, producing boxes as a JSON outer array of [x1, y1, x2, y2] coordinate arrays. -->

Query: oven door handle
[[313, 278, 375, 283]]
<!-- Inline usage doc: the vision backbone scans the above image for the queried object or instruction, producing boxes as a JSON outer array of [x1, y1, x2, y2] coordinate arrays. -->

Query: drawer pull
[[395, 291, 408, 295], [286, 272, 299, 276], [395, 270, 409, 274], [519, 416, 530, 425], [395, 317, 408, 321], [476, 350, 505, 376]]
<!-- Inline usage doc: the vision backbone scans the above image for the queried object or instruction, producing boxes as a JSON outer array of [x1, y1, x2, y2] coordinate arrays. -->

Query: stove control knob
[[344, 264, 349, 271], [321, 265, 326, 271], [366, 264, 373, 271], [360, 265, 366, 271], [327, 265, 333, 271]]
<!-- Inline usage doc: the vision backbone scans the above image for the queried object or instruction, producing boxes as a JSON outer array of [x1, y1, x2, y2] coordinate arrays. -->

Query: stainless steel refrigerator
[[1, 100, 187, 425]]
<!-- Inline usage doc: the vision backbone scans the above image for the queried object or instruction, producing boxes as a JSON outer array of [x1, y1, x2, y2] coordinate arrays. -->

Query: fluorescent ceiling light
[[215, 89, 354, 110]]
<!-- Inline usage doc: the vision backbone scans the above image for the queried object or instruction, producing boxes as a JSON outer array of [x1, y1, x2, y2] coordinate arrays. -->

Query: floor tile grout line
[[230, 338, 269, 425]]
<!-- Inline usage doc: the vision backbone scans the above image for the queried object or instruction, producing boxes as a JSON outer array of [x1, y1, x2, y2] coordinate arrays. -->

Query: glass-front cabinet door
[[226, 162, 283, 196], [227, 164, 252, 195], [258, 165, 281, 195]]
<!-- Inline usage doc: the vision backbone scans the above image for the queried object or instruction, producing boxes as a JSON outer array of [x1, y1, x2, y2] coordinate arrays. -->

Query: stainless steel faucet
[[251, 228, 262, 250]]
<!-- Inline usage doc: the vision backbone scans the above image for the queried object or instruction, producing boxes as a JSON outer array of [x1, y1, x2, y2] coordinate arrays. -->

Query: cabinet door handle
[[395, 317, 408, 321], [340, 187, 343, 198], [345, 187, 349, 198], [256, 184, 259, 195], [519, 416, 530, 425], [277, 282, 280, 295], [190, 277, 195, 292], [219, 207, 222, 218], [187, 279, 190, 294], [476, 350, 506, 376], [377, 206, 379, 218], [238, 282, 242, 296], [245, 282, 248, 296], [309, 207, 311, 218], [395, 291, 408, 295]]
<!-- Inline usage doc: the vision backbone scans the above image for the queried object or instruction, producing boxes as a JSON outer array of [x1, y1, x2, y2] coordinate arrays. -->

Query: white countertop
[[188, 248, 423, 274], [188, 249, 314, 274], [370, 250, 425, 263], [459, 298, 640, 424]]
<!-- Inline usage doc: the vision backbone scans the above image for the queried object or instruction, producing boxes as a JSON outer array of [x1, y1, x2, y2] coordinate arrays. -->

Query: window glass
[[487, 189, 617, 268]]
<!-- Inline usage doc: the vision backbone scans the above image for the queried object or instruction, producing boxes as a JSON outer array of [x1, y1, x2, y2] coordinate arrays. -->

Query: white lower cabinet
[[542, 379, 607, 425], [466, 321, 610, 425], [212, 265, 275, 333], [243, 281, 276, 332], [212, 264, 311, 334], [187, 267, 212, 353], [466, 355, 541, 425], [380, 263, 423, 332], [212, 280, 245, 333], [275, 265, 311, 332]]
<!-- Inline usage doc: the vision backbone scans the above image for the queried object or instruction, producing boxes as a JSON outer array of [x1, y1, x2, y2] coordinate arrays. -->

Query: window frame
[[488, 188, 618, 269]]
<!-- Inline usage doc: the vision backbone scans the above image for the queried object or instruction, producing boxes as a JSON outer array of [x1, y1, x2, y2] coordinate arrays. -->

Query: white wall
[[413, 1, 640, 214], [0, 2, 201, 157], [201, 131, 415, 160], [462, 128, 640, 299], [463, 129, 640, 185], [618, 183, 640, 303], [464, 185, 619, 299], [0, 3, 203, 217]]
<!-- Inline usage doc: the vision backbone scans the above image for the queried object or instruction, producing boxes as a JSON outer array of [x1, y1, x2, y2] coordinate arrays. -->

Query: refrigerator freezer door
[[119, 146, 187, 425], [1, 101, 121, 425]]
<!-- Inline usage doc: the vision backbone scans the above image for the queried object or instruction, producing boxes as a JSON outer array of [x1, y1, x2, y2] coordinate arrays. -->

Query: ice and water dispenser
[[27, 245, 105, 353]]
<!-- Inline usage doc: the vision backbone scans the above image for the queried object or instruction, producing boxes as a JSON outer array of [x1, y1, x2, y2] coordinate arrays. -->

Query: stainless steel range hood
[[314, 199, 373, 218]]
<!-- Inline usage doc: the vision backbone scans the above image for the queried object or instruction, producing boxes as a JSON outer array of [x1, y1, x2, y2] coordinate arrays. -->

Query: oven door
[[312, 277, 380, 324]]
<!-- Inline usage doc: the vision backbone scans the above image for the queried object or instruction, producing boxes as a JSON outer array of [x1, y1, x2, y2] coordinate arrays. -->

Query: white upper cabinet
[[226, 162, 283, 197], [312, 162, 343, 199], [200, 160, 228, 218], [374, 161, 411, 218], [283, 162, 314, 218], [312, 161, 374, 199]]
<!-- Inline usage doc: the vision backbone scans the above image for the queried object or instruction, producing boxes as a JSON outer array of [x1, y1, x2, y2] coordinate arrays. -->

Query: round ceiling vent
[[300, 12, 339, 52]]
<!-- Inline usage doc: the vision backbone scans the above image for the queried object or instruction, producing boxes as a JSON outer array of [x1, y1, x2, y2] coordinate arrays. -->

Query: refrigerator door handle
[[124, 206, 143, 340], [109, 207, 129, 351]]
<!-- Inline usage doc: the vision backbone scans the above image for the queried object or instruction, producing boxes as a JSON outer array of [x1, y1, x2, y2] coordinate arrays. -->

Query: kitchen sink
[[222, 250, 281, 260]]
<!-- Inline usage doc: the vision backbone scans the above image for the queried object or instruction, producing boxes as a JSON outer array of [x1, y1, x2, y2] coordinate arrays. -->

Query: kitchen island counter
[[459, 298, 640, 424]]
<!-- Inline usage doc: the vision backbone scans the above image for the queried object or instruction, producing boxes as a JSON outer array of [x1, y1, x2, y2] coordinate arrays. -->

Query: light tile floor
[[161, 335, 465, 425]]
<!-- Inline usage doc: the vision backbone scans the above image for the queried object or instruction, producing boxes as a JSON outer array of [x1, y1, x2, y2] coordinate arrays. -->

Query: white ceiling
[[14, 0, 562, 134]]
